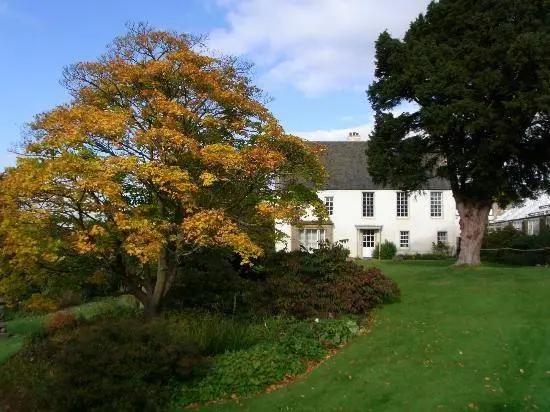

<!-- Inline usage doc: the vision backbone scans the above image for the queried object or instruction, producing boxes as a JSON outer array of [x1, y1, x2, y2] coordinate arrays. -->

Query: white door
[[362, 230, 376, 258]]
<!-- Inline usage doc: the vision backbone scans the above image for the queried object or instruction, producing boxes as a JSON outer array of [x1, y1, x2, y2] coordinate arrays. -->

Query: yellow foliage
[[24, 294, 60, 313], [0, 25, 326, 304]]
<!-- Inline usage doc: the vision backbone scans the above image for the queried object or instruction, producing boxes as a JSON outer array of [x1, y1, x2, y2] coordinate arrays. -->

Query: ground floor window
[[437, 231, 448, 244], [299, 228, 326, 250], [400, 231, 410, 248]]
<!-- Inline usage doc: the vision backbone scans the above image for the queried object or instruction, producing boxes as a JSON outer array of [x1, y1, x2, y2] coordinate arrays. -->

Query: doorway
[[362, 229, 376, 258]]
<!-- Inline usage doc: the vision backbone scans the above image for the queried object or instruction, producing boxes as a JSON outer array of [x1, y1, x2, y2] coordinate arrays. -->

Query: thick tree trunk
[[456, 201, 491, 266]]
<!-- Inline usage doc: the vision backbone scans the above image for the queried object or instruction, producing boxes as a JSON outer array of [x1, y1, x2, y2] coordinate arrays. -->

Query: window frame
[[399, 230, 410, 249], [324, 196, 334, 216], [430, 191, 443, 218], [396, 192, 409, 218], [437, 231, 448, 244], [362, 192, 374, 217], [298, 228, 327, 250]]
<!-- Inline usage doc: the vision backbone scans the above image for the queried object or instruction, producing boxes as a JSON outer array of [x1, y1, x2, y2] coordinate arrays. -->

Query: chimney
[[347, 131, 361, 141]]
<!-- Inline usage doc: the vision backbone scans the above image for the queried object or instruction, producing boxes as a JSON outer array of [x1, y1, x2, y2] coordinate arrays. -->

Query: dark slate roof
[[314, 141, 451, 190]]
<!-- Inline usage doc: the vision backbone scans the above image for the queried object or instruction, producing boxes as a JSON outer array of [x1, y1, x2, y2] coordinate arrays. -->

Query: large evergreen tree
[[367, 0, 550, 265]]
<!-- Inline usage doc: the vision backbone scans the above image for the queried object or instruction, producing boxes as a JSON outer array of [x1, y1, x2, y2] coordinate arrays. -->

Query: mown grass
[[0, 316, 43, 365], [207, 261, 550, 411]]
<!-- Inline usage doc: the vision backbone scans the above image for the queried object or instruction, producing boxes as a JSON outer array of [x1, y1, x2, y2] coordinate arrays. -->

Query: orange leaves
[[135, 161, 198, 204], [201, 144, 241, 169], [181, 210, 262, 262], [199, 172, 217, 187], [200, 143, 285, 176], [135, 127, 199, 154], [114, 214, 167, 264], [30, 105, 130, 151], [73, 231, 97, 254]]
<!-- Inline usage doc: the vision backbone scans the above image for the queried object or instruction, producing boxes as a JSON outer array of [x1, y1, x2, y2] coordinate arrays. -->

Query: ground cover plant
[[0, 313, 366, 411]]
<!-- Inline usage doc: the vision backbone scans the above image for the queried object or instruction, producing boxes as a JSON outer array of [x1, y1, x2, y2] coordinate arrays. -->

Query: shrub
[[23, 294, 59, 314], [72, 296, 142, 320], [482, 225, 550, 266], [432, 241, 452, 256], [45, 311, 77, 332], [0, 317, 205, 412], [256, 244, 401, 318], [397, 253, 453, 260], [57, 290, 84, 309], [164, 248, 252, 314], [372, 241, 397, 260]]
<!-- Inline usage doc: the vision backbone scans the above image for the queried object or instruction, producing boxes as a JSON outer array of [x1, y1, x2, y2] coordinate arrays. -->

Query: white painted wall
[[276, 190, 460, 258]]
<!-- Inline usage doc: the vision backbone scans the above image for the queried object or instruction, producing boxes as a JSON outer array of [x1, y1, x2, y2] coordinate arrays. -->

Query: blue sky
[[0, 0, 430, 169]]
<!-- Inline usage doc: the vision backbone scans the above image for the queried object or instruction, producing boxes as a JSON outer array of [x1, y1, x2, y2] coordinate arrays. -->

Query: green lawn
[[0, 315, 43, 365], [207, 261, 550, 411]]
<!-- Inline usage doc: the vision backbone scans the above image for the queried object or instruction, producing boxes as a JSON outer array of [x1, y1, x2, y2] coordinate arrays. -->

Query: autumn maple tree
[[367, 0, 550, 265], [0, 24, 325, 315]]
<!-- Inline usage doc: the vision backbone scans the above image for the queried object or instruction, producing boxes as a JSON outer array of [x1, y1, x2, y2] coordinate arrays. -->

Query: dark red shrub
[[257, 245, 400, 318]]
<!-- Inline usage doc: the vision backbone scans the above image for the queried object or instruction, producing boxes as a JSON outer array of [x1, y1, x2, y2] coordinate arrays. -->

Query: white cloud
[[291, 102, 417, 141], [210, 0, 430, 95], [293, 123, 373, 141]]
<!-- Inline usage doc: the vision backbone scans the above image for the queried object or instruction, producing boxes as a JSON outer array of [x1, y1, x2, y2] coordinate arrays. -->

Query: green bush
[[0, 317, 205, 412], [432, 241, 452, 256], [482, 225, 550, 266], [398, 253, 452, 260], [165, 248, 256, 314], [372, 241, 397, 260]]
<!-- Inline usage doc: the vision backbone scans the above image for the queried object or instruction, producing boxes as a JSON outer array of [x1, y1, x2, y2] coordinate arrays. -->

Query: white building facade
[[276, 141, 459, 258]]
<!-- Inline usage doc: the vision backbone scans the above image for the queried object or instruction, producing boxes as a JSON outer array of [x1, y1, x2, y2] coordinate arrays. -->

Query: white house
[[276, 138, 460, 258]]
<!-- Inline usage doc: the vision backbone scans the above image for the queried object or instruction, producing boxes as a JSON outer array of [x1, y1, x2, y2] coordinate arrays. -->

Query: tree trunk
[[146, 244, 175, 317], [456, 201, 491, 266]]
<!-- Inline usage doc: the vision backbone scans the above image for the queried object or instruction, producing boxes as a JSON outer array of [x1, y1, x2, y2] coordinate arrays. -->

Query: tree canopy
[[367, 0, 550, 265], [0, 24, 326, 313]]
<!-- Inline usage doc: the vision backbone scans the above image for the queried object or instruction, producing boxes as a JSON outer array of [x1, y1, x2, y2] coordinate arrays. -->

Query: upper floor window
[[396, 192, 409, 217], [362, 192, 374, 217], [430, 192, 443, 217], [437, 231, 448, 244], [324, 196, 334, 216], [400, 231, 410, 248], [299, 228, 326, 250]]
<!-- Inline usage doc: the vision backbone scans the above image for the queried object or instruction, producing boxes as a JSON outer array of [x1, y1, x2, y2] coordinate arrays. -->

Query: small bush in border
[[372, 241, 397, 260]]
